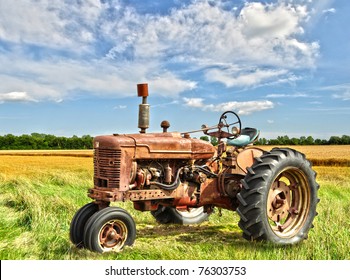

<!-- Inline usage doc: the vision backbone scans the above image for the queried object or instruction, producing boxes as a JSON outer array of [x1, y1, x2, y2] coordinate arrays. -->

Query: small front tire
[[70, 202, 99, 248], [83, 207, 136, 253]]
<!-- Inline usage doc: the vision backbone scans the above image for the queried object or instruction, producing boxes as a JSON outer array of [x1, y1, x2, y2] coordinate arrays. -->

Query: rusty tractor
[[70, 84, 319, 253]]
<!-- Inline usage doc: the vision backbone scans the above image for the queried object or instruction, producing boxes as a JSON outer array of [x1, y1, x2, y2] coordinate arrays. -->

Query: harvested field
[[1, 146, 350, 166], [0, 150, 93, 157], [257, 145, 350, 166]]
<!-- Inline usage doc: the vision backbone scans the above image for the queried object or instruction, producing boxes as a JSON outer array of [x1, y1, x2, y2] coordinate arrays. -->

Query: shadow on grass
[[136, 222, 296, 251], [137, 223, 246, 244], [63, 223, 301, 260]]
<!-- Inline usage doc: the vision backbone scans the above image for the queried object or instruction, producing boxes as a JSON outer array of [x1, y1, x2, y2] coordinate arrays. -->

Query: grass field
[[0, 147, 349, 260]]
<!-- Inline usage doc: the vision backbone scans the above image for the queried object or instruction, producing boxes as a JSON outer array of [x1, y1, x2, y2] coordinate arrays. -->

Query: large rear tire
[[237, 148, 319, 245], [151, 206, 210, 225]]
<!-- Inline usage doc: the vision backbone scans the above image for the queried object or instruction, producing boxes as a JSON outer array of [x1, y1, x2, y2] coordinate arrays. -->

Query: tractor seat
[[227, 127, 260, 147]]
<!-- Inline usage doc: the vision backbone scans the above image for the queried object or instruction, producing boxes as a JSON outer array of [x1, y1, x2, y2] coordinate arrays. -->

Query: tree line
[[0, 133, 93, 150], [255, 135, 350, 145], [201, 135, 350, 146], [0, 133, 349, 150]]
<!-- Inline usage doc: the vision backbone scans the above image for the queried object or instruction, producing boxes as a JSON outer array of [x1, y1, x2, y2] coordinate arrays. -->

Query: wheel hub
[[107, 228, 121, 241], [99, 221, 126, 250], [266, 168, 311, 237], [267, 181, 291, 223]]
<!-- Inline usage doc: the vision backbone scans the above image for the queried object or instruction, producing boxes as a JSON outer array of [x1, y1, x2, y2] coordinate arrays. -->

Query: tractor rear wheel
[[83, 207, 136, 253], [237, 148, 319, 245], [151, 206, 210, 224]]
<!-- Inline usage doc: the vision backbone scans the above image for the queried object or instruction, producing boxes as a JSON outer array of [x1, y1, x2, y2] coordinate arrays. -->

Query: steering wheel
[[218, 111, 242, 139]]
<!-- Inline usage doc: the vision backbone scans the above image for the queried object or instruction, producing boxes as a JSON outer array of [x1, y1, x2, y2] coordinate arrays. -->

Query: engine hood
[[94, 132, 215, 160]]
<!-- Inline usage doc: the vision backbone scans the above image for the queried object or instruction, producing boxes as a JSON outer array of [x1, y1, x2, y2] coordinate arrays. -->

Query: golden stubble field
[[0, 145, 349, 181], [1, 144, 349, 159], [259, 145, 350, 159]]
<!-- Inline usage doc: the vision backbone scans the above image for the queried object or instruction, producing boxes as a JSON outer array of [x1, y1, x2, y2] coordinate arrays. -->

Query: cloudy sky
[[0, 0, 349, 139]]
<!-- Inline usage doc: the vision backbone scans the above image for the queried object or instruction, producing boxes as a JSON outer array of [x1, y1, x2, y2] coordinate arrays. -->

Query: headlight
[[232, 126, 240, 135]]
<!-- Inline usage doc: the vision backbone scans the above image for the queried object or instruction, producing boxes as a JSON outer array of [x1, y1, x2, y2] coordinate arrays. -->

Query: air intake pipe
[[137, 83, 150, 133]]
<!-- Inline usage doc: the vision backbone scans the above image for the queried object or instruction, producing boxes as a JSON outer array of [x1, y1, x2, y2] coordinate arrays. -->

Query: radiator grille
[[94, 149, 121, 188]]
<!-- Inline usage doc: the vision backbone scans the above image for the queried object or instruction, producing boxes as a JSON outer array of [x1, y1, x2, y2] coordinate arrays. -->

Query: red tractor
[[70, 84, 319, 253]]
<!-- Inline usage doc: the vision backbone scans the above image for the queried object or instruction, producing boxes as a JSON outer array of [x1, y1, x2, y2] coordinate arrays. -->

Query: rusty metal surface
[[90, 83, 262, 212], [236, 147, 264, 173], [94, 133, 216, 160], [137, 83, 150, 133], [94, 149, 121, 188], [137, 83, 148, 97], [92, 133, 215, 198], [92, 136, 260, 210]]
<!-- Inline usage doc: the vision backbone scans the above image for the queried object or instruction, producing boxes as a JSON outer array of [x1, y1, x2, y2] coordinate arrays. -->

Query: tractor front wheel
[[237, 148, 319, 245], [70, 202, 99, 248], [83, 207, 136, 253]]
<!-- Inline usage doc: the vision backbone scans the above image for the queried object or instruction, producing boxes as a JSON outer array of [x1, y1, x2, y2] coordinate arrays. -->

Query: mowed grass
[[0, 149, 350, 260]]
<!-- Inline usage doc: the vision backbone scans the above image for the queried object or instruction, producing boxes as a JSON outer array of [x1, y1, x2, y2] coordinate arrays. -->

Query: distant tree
[[17, 134, 36, 149], [328, 136, 342, 145], [82, 135, 93, 149], [255, 137, 267, 145], [290, 137, 299, 145], [3, 134, 16, 148], [268, 139, 280, 145], [0, 133, 95, 150], [298, 136, 306, 145], [44, 134, 56, 149], [210, 136, 218, 146], [341, 135, 350, 145], [200, 136, 209, 142], [305, 136, 314, 145], [277, 135, 290, 145]]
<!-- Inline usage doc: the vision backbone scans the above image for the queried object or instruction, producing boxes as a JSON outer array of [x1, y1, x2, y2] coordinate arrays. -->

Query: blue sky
[[0, 0, 349, 139]]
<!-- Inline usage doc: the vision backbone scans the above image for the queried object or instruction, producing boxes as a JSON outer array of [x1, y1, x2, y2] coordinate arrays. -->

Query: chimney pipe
[[137, 83, 149, 133]]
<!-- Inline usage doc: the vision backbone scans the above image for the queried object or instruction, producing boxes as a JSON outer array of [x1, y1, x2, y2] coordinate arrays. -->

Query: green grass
[[0, 157, 349, 260]]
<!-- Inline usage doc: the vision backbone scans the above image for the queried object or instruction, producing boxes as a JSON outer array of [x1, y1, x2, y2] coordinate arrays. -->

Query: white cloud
[[0, 54, 195, 101], [183, 98, 205, 108], [205, 68, 289, 88], [148, 73, 197, 97], [333, 92, 350, 101], [0, 0, 321, 102], [309, 101, 322, 105], [131, 1, 318, 68], [299, 107, 350, 114], [305, 0, 336, 28], [266, 93, 309, 98], [322, 8, 336, 14], [319, 83, 350, 101], [0, 1, 95, 50], [184, 98, 274, 115], [0, 92, 37, 103], [320, 83, 350, 91], [113, 105, 127, 110], [110, 0, 319, 89], [240, 2, 306, 39]]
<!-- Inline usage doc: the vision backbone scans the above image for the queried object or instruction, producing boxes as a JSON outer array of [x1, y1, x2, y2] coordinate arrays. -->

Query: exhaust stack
[[137, 83, 150, 133]]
